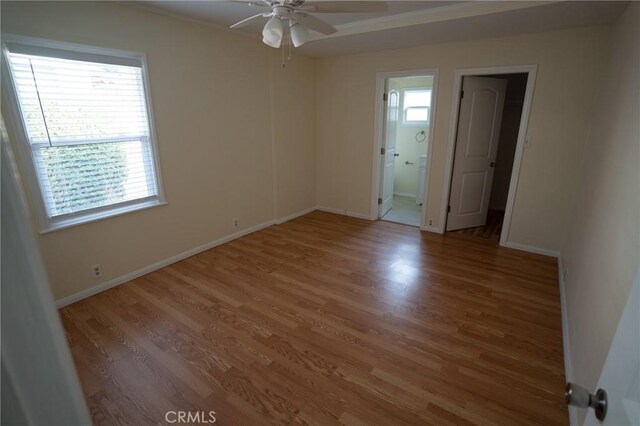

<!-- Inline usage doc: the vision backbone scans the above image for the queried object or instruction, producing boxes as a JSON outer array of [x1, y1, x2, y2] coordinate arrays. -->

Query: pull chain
[[281, 42, 285, 68], [280, 42, 293, 68], [29, 59, 53, 147]]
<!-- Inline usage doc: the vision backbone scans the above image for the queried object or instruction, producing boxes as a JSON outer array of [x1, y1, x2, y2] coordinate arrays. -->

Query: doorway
[[442, 66, 536, 245], [373, 70, 438, 228]]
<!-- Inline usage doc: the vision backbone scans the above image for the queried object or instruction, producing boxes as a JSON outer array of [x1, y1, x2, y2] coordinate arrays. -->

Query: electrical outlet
[[428, 218, 434, 227], [233, 218, 239, 229], [91, 264, 102, 278]]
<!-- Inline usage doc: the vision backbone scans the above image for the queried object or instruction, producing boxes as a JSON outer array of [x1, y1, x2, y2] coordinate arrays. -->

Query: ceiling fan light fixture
[[262, 16, 283, 48], [289, 21, 310, 47]]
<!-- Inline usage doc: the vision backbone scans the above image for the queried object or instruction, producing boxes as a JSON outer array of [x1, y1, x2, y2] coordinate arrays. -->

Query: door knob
[[565, 382, 607, 421], [394, 153, 400, 157], [490, 162, 496, 167]]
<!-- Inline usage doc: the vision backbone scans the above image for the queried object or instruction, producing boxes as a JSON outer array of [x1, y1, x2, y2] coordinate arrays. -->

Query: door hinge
[[383, 93, 388, 102], [378, 198, 383, 205], [447, 205, 451, 213], [380, 147, 385, 155]]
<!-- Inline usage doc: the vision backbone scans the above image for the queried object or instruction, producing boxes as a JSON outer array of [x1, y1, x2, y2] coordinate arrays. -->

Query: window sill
[[39, 199, 167, 234], [402, 122, 430, 128]]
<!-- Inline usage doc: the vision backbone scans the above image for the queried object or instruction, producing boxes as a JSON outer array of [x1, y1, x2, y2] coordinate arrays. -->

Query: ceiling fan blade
[[304, 1, 387, 13], [247, 2, 271, 8], [229, 0, 271, 7], [230, 13, 268, 29], [295, 13, 337, 35]]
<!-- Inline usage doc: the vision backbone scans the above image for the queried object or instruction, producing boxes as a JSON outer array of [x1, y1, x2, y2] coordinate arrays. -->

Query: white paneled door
[[379, 89, 399, 218], [583, 268, 640, 426], [446, 76, 507, 231]]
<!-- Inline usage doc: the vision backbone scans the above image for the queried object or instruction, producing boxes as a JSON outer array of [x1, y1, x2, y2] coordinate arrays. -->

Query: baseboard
[[274, 206, 316, 225], [501, 241, 560, 258], [55, 219, 276, 308], [557, 254, 578, 425], [421, 224, 443, 233], [393, 192, 417, 198], [316, 206, 371, 220]]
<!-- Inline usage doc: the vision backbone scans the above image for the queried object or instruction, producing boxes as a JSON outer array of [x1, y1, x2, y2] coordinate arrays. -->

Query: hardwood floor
[[61, 211, 567, 425], [450, 210, 505, 243]]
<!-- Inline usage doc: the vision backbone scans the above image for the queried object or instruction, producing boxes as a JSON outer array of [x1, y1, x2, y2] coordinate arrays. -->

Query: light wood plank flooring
[[61, 211, 567, 425]]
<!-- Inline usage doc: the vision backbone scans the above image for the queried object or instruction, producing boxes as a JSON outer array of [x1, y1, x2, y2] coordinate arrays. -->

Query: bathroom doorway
[[373, 70, 438, 227]]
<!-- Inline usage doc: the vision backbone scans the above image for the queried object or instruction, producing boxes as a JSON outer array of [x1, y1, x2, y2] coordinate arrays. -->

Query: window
[[2, 37, 164, 231], [403, 89, 432, 124]]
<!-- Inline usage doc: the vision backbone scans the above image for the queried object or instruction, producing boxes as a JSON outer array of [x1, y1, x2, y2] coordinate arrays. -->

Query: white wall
[[388, 76, 432, 198], [316, 25, 608, 250], [270, 52, 317, 219], [1, 1, 317, 300], [560, 4, 639, 423]]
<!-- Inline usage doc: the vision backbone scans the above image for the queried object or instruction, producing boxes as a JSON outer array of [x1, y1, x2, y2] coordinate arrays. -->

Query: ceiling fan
[[230, 1, 388, 49]]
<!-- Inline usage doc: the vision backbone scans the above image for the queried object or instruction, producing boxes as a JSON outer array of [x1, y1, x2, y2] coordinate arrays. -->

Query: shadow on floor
[[449, 209, 505, 244]]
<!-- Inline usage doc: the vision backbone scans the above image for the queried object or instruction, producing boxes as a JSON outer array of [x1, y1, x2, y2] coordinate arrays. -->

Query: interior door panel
[[447, 76, 507, 231]]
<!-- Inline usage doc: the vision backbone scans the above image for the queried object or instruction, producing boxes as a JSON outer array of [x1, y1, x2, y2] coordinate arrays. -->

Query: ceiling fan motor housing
[[273, 5, 295, 22], [232, 1, 386, 49]]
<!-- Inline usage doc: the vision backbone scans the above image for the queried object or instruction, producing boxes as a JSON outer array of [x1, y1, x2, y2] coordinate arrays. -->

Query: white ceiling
[[139, 1, 462, 29], [134, 1, 629, 57]]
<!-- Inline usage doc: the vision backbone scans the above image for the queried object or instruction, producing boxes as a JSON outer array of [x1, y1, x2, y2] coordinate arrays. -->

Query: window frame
[[1, 34, 166, 233], [402, 88, 432, 126]]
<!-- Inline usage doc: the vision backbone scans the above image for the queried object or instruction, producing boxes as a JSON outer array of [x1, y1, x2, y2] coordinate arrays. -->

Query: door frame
[[1, 121, 92, 424], [370, 68, 439, 227], [440, 64, 537, 246]]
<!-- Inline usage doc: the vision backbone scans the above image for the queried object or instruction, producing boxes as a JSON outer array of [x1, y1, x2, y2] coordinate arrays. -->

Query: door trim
[[1, 121, 92, 424], [440, 64, 537, 246], [370, 68, 439, 228]]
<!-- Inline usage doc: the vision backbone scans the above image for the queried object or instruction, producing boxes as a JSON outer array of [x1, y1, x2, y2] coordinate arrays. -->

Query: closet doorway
[[442, 65, 537, 245]]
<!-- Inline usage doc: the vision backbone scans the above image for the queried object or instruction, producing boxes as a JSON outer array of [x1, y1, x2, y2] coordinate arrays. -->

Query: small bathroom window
[[403, 89, 431, 124]]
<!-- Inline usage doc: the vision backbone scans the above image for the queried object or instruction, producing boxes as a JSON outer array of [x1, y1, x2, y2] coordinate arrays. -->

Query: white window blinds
[[5, 45, 161, 223]]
